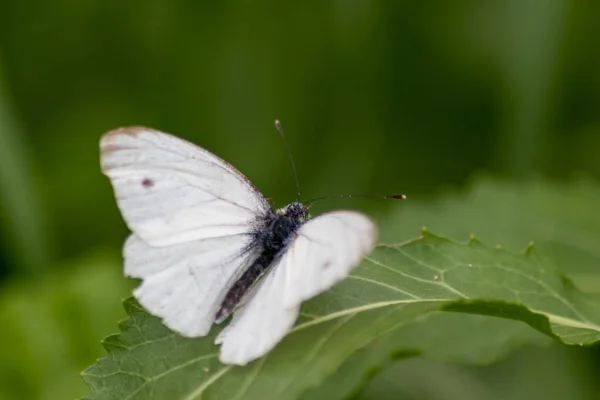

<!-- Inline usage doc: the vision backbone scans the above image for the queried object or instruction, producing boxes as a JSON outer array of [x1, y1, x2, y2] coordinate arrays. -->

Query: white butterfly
[[100, 126, 378, 365]]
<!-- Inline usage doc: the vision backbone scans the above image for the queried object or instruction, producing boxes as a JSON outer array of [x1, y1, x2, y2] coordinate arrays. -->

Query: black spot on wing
[[142, 178, 154, 188]]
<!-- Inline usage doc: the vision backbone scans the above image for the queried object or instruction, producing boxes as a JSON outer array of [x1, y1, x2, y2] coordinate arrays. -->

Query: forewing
[[283, 211, 378, 308], [215, 211, 377, 365], [100, 127, 270, 247], [125, 234, 254, 337]]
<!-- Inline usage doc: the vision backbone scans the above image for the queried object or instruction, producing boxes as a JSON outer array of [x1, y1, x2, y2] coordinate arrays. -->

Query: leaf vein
[[347, 275, 418, 298]]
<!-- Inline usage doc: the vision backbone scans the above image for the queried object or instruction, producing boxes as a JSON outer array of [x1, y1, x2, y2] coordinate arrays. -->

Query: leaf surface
[[382, 177, 600, 291], [82, 232, 600, 400]]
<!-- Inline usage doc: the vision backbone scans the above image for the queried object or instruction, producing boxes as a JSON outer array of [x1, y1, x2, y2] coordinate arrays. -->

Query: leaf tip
[[467, 235, 483, 246], [421, 228, 447, 240], [122, 296, 142, 315], [101, 334, 125, 352]]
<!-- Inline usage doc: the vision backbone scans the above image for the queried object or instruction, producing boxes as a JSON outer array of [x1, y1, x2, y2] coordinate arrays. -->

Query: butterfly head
[[276, 202, 309, 223]]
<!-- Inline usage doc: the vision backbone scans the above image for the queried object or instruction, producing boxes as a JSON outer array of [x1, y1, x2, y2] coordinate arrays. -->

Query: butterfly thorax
[[258, 202, 309, 252], [215, 202, 308, 323]]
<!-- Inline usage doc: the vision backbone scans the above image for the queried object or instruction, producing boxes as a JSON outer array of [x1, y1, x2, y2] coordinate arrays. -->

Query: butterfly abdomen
[[214, 251, 277, 323]]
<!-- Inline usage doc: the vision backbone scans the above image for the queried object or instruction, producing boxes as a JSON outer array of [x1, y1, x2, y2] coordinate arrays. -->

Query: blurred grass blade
[[472, 0, 568, 176], [0, 56, 51, 274]]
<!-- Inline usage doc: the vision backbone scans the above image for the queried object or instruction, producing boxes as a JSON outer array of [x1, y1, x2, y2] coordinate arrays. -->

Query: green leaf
[[81, 232, 600, 400], [382, 176, 600, 292], [304, 176, 600, 399], [301, 312, 549, 400], [359, 344, 600, 400]]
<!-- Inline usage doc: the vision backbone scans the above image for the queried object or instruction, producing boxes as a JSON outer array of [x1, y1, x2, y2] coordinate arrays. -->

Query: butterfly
[[100, 125, 379, 365]]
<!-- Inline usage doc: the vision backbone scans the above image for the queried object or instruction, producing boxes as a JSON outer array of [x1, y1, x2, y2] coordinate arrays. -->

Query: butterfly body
[[215, 202, 309, 322]]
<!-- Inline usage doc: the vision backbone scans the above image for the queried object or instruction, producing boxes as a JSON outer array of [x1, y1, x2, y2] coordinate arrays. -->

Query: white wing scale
[[217, 211, 377, 365]]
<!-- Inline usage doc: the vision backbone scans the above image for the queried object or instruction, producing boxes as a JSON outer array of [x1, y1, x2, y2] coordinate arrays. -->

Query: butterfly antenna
[[275, 119, 301, 201], [305, 193, 406, 205]]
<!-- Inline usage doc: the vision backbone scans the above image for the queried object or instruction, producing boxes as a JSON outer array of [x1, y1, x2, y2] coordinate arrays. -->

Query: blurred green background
[[1, 1, 599, 399]]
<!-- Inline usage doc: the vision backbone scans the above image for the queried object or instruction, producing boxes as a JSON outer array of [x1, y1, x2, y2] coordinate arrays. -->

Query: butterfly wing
[[101, 127, 270, 336], [216, 211, 377, 365], [101, 127, 271, 247], [282, 211, 378, 308], [124, 234, 257, 336]]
